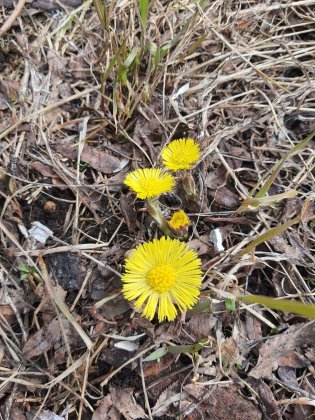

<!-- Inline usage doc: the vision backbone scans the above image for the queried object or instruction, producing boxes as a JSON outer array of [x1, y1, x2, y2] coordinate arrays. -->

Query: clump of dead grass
[[0, 0, 314, 418]]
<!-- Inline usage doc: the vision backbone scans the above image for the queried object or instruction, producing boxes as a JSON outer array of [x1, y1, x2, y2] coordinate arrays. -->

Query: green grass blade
[[144, 339, 208, 361], [167, 340, 208, 354], [139, 0, 150, 31], [92, 0, 108, 31], [239, 295, 315, 319], [144, 347, 168, 361], [238, 215, 300, 256], [254, 131, 315, 198]]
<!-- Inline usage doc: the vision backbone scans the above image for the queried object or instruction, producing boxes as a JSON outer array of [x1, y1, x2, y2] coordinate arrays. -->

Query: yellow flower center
[[147, 264, 176, 293]]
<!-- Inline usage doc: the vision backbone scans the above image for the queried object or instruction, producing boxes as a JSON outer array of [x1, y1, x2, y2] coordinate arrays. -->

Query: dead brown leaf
[[109, 386, 147, 420], [182, 383, 262, 419], [188, 238, 210, 256], [133, 112, 160, 162], [22, 315, 83, 359], [220, 143, 253, 175], [55, 142, 122, 174], [0, 78, 21, 103], [248, 378, 281, 420], [205, 165, 227, 189], [245, 310, 262, 343], [120, 194, 137, 234], [186, 313, 217, 341], [92, 395, 120, 420], [250, 322, 315, 379], [143, 352, 176, 377], [152, 381, 180, 417], [47, 50, 67, 79], [0, 287, 31, 325], [35, 283, 67, 313], [220, 337, 244, 371], [30, 161, 63, 184], [210, 186, 241, 208], [68, 55, 91, 79], [8, 405, 26, 420], [269, 234, 306, 262]]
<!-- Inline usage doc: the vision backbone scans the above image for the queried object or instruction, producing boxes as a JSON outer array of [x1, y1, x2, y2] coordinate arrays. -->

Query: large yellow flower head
[[124, 168, 175, 200], [122, 237, 202, 322], [161, 138, 200, 171]]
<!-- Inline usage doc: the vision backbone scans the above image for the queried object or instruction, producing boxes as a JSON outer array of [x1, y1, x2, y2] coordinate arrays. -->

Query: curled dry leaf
[[120, 194, 137, 234], [220, 337, 244, 371], [0, 288, 31, 324], [22, 315, 83, 359], [92, 395, 120, 420], [248, 378, 282, 420], [143, 352, 176, 378], [30, 161, 63, 184], [210, 186, 241, 208], [205, 165, 227, 189], [152, 381, 180, 417], [109, 386, 147, 420], [47, 50, 67, 79], [188, 238, 210, 256], [8, 406, 26, 420], [0, 78, 21, 103], [186, 313, 217, 341], [250, 322, 315, 379], [55, 142, 122, 174]]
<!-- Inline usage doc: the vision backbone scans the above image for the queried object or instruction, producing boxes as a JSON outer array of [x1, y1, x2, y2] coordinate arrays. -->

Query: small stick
[[0, 0, 26, 37]]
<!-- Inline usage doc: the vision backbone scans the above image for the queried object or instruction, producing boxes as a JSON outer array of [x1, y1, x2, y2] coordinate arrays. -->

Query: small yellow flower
[[169, 210, 191, 230], [122, 237, 202, 322], [124, 168, 175, 200], [161, 138, 200, 171]]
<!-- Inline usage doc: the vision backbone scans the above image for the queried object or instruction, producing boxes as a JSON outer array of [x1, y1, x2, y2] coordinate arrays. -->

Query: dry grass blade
[[238, 190, 298, 212], [252, 131, 315, 198], [38, 257, 93, 350], [0, 0, 26, 36]]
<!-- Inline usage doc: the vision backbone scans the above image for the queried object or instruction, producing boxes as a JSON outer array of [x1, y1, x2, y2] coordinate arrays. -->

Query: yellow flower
[[122, 237, 202, 322], [169, 210, 191, 230], [161, 138, 200, 171], [124, 168, 175, 200]]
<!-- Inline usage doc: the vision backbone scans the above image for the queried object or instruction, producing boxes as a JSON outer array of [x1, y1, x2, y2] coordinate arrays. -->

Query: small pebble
[[43, 201, 56, 213]]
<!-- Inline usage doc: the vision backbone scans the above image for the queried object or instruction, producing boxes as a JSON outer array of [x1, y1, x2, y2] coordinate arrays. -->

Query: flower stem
[[147, 198, 173, 237]]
